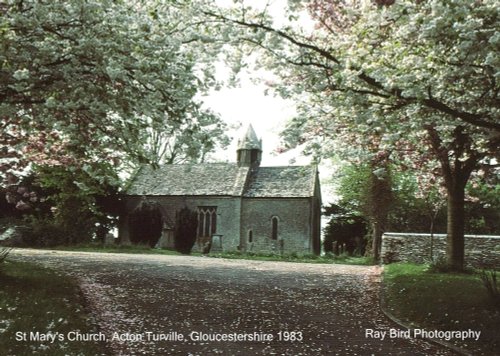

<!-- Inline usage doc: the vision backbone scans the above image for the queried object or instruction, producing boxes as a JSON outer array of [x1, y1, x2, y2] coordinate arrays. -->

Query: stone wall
[[240, 198, 313, 255], [381, 232, 500, 269]]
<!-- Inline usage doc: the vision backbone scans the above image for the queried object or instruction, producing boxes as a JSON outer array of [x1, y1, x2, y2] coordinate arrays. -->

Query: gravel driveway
[[10, 249, 455, 355]]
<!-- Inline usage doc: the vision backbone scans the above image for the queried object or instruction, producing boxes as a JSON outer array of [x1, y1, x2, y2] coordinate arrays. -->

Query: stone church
[[119, 125, 322, 255]]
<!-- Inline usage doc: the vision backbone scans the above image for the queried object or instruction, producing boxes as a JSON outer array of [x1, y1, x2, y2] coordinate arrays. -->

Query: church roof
[[126, 163, 245, 196], [243, 166, 317, 198], [126, 163, 317, 198]]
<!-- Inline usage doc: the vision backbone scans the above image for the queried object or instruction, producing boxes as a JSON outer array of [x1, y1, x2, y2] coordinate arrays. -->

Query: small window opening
[[271, 217, 279, 240]]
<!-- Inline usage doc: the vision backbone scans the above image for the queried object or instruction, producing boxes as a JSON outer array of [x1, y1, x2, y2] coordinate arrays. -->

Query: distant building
[[119, 125, 321, 255]]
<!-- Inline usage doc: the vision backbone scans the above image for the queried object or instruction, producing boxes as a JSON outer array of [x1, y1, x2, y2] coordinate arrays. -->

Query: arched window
[[197, 206, 217, 237], [271, 216, 279, 240], [248, 230, 253, 243]]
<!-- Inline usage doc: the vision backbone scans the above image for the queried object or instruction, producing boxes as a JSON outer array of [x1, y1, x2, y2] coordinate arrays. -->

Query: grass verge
[[206, 251, 374, 265], [382, 263, 500, 355], [50, 243, 184, 256], [48, 244, 374, 265], [0, 260, 109, 355]]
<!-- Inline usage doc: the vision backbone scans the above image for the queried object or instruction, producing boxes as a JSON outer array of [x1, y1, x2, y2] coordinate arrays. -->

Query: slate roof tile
[[127, 163, 242, 196], [126, 163, 317, 198], [243, 166, 317, 198]]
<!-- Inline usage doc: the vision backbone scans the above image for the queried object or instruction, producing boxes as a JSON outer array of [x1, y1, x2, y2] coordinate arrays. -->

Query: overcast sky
[[201, 74, 307, 166]]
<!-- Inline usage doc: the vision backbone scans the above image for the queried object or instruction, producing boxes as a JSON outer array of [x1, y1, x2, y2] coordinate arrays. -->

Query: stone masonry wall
[[381, 232, 500, 269], [240, 198, 312, 255]]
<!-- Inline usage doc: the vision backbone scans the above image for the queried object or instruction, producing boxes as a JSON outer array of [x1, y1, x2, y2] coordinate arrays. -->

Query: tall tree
[[0, 1, 230, 226], [205, 0, 499, 270], [138, 110, 230, 168], [0, 0, 226, 181]]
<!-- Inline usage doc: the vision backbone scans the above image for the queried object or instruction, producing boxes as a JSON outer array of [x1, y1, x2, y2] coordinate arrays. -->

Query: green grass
[[0, 260, 109, 355], [44, 244, 374, 265], [206, 251, 375, 265], [50, 243, 184, 256], [71, 245, 373, 265], [383, 263, 500, 354]]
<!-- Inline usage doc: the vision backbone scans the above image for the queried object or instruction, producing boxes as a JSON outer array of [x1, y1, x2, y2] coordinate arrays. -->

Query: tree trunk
[[446, 183, 466, 271], [372, 221, 382, 262], [425, 125, 480, 272], [368, 169, 392, 262]]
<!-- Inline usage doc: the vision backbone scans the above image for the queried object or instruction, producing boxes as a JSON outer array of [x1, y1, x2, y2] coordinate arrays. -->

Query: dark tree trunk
[[446, 181, 466, 270], [372, 221, 383, 262], [426, 125, 480, 272], [368, 166, 392, 263]]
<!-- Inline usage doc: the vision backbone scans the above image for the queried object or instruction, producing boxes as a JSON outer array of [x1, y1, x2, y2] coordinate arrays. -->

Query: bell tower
[[237, 124, 262, 167]]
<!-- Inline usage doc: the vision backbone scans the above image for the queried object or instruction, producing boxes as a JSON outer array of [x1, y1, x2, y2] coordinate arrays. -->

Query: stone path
[[10, 249, 457, 355]]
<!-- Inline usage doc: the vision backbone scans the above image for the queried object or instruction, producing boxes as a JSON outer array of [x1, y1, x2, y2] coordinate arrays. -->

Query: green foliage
[[174, 207, 198, 254], [465, 175, 500, 235], [427, 256, 458, 274], [37, 164, 119, 244], [322, 204, 367, 255], [336, 161, 499, 235], [0, 164, 119, 247], [389, 169, 447, 233], [129, 200, 163, 247], [0, 247, 12, 271], [335, 164, 371, 215], [20, 219, 73, 248], [480, 270, 500, 309]]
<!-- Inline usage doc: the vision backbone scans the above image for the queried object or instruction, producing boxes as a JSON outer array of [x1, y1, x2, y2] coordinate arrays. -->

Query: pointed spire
[[236, 124, 262, 167], [237, 124, 262, 150]]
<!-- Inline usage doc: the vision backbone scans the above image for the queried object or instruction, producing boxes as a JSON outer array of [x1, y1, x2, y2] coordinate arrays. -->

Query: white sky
[[201, 74, 308, 166]]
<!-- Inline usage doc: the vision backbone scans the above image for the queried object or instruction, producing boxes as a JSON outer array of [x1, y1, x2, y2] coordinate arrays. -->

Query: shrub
[[480, 270, 500, 308], [0, 247, 12, 268], [427, 256, 452, 273], [129, 200, 163, 247], [21, 219, 72, 247], [174, 207, 198, 254], [322, 204, 367, 255]]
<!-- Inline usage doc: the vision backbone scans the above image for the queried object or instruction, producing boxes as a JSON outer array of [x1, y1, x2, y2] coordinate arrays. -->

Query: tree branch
[[205, 11, 500, 131]]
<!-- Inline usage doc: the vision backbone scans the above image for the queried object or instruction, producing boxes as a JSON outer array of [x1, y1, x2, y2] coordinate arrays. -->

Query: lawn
[[50, 244, 374, 265], [207, 250, 374, 265], [52, 243, 183, 256], [382, 263, 500, 355], [0, 260, 109, 355]]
